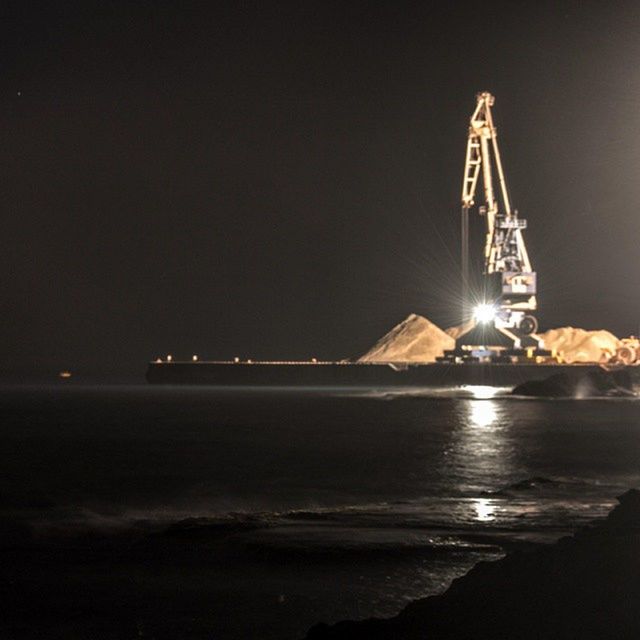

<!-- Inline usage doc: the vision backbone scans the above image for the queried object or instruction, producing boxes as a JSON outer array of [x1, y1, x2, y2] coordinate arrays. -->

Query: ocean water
[[1, 385, 640, 639]]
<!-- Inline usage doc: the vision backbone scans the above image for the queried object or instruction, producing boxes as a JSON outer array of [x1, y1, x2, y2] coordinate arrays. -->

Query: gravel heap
[[358, 314, 455, 363], [540, 327, 620, 363]]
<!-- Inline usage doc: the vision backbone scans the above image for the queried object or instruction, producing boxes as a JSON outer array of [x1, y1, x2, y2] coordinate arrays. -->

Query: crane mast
[[461, 92, 538, 337]]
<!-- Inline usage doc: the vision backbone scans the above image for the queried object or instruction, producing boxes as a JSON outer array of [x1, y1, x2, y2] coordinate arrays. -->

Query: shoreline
[[306, 489, 640, 639]]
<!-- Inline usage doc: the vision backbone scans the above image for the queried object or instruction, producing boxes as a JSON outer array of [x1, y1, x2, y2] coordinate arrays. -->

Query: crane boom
[[461, 92, 538, 337]]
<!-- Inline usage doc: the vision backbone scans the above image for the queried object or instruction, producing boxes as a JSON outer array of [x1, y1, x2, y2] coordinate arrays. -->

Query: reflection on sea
[[464, 385, 501, 400], [468, 401, 498, 427], [472, 497, 496, 522], [441, 396, 521, 497]]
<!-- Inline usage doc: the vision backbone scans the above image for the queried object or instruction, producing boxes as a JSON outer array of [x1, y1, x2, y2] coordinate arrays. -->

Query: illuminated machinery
[[461, 91, 539, 346]]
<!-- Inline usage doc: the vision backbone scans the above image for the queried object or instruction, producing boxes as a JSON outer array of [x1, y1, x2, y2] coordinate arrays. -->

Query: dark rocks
[[512, 368, 635, 398], [306, 490, 640, 640]]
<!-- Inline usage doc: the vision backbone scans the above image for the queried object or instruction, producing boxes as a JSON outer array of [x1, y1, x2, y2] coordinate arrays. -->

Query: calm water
[[2, 385, 640, 639]]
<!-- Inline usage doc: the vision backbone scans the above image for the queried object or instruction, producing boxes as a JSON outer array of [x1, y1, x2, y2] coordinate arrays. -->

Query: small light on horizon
[[192, 355, 198, 361], [167, 354, 173, 362]]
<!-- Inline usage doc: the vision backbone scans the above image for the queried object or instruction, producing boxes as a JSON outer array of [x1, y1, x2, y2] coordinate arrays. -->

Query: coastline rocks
[[306, 490, 640, 639], [512, 368, 634, 398], [358, 314, 454, 363]]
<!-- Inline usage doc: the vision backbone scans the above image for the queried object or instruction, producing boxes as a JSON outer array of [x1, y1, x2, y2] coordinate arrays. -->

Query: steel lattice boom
[[461, 92, 538, 336]]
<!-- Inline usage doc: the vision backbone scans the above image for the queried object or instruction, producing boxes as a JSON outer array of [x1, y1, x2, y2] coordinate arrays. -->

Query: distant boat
[[59, 371, 72, 379]]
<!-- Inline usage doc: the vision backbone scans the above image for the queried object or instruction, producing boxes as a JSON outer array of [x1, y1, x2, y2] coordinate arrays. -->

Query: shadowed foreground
[[307, 489, 640, 639]]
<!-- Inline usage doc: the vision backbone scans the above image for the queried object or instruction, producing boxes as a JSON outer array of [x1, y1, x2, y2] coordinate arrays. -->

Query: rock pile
[[358, 314, 455, 363], [512, 368, 635, 398]]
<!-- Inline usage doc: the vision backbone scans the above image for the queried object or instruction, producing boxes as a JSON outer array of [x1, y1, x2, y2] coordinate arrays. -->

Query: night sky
[[2, 1, 640, 379]]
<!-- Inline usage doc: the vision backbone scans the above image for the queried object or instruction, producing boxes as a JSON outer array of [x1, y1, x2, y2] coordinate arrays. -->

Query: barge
[[145, 359, 622, 388]]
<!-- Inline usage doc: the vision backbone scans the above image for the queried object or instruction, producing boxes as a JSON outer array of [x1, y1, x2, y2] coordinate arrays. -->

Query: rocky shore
[[306, 489, 640, 639]]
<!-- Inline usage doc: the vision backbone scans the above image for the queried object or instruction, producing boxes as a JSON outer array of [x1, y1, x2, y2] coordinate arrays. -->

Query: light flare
[[473, 303, 496, 324]]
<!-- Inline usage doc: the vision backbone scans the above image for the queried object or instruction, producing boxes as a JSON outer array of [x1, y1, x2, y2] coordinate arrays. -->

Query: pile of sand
[[445, 318, 477, 340], [359, 315, 620, 365], [358, 314, 455, 363], [540, 327, 620, 363]]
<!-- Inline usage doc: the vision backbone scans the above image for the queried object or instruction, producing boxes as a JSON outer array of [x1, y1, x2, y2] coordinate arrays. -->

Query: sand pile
[[445, 318, 477, 340], [359, 315, 620, 364], [358, 314, 455, 363], [540, 327, 620, 363]]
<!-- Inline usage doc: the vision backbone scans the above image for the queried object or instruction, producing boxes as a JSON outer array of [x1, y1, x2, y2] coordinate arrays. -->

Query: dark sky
[[2, 1, 640, 379]]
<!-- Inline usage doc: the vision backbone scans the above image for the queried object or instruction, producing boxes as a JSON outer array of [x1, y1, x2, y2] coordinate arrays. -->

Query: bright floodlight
[[473, 303, 496, 324]]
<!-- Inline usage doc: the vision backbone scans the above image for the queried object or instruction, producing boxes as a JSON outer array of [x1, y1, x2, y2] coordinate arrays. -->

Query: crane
[[461, 92, 538, 337]]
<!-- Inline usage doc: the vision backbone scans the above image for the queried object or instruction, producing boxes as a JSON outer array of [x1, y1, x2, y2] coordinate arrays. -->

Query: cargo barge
[[145, 359, 623, 388]]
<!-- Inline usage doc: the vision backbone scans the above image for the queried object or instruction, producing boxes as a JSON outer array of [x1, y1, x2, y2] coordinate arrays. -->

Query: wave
[[481, 475, 621, 497], [238, 527, 504, 559], [333, 386, 513, 400], [0, 479, 618, 564]]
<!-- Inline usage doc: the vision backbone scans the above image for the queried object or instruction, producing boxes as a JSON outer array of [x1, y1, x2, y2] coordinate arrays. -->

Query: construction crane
[[461, 92, 538, 337]]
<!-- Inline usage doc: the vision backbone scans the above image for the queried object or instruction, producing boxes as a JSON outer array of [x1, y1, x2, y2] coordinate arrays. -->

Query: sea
[[2, 384, 639, 639]]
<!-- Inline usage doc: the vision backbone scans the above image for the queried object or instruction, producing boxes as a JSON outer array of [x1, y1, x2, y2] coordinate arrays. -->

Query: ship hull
[[145, 361, 622, 388]]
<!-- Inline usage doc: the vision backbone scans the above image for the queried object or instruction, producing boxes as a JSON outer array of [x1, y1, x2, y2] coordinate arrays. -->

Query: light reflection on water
[[472, 497, 496, 522], [442, 397, 520, 497], [464, 385, 501, 400], [468, 401, 498, 427]]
